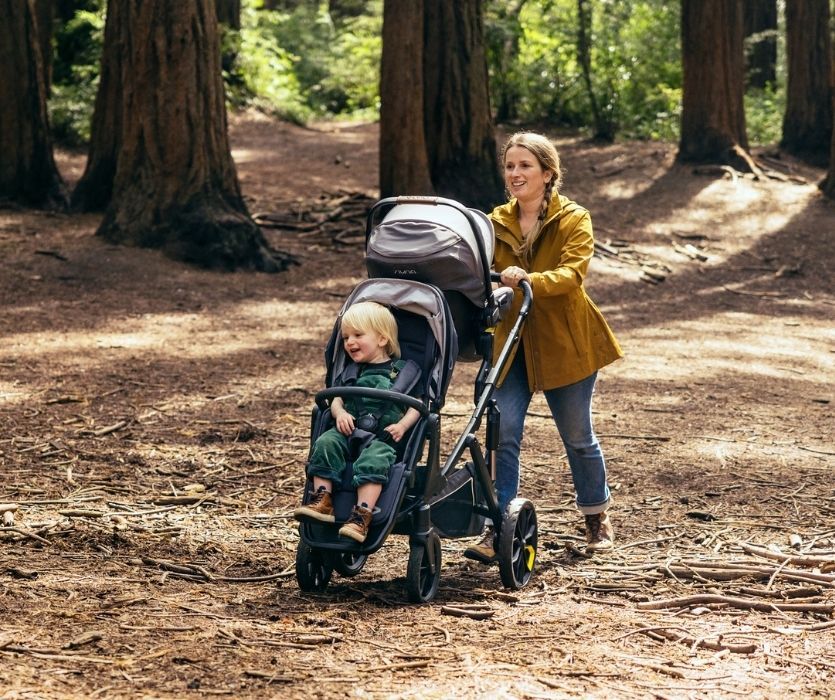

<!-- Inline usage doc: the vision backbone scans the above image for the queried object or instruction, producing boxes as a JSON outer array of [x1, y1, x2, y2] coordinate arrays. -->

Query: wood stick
[[637, 593, 833, 614], [739, 542, 835, 567], [641, 628, 756, 655]]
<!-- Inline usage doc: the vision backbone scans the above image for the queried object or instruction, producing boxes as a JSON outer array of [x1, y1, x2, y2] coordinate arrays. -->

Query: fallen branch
[[637, 593, 833, 614], [739, 542, 835, 568], [640, 627, 757, 655], [441, 605, 495, 620], [0, 527, 51, 545]]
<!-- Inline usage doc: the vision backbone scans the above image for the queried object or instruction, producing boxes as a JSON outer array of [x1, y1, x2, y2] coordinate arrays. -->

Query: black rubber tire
[[405, 531, 441, 603], [330, 551, 368, 578], [295, 540, 333, 592], [497, 497, 538, 590]]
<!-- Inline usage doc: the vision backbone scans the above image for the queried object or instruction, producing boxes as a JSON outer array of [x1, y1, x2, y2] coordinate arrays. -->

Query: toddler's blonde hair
[[341, 301, 401, 358]]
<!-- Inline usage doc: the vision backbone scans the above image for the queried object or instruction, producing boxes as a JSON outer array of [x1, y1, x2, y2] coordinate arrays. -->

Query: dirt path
[[1, 113, 833, 699]]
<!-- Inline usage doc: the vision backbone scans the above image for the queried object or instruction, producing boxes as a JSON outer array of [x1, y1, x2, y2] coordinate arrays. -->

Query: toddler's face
[[342, 326, 389, 364]]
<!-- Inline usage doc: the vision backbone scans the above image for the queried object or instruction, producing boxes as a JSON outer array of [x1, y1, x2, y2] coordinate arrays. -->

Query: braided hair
[[500, 132, 563, 266]]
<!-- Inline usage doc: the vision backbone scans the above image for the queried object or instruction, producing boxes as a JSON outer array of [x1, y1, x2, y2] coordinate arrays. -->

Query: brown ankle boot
[[584, 511, 614, 552], [464, 527, 497, 564], [293, 487, 335, 523], [338, 504, 373, 543]]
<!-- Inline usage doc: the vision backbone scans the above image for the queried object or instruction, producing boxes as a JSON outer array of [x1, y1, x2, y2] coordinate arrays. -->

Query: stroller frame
[[295, 196, 535, 602]]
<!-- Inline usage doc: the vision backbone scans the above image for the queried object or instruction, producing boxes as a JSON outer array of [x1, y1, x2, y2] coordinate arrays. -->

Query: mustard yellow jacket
[[491, 194, 623, 390]]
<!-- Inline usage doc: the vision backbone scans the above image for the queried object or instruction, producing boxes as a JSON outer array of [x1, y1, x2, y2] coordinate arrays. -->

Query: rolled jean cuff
[[577, 496, 611, 516]]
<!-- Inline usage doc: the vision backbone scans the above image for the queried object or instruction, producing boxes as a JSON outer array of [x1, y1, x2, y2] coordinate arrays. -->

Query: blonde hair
[[341, 301, 401, 358], [500, 132, 564, 265]]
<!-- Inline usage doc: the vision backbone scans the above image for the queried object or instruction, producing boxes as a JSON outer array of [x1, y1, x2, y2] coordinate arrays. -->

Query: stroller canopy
[[365, 197, 494, 309]]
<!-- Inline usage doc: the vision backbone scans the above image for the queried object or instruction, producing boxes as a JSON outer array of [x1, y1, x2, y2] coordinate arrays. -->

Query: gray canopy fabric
[[366, 203, 494, 308]]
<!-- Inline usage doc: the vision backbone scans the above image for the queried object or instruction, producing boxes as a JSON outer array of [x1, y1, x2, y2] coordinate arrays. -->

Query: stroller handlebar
[[315, 386, 430, 417]]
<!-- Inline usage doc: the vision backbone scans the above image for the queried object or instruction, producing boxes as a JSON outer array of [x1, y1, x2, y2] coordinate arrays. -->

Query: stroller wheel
[[330, 551, 368, 578], [406, 531, 441, 603], [295, 540, 333, 593], [497, 498, 538, 590]]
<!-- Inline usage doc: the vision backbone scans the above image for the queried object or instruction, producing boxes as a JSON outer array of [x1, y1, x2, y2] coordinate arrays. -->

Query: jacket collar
[[493, 195, 567, 241]]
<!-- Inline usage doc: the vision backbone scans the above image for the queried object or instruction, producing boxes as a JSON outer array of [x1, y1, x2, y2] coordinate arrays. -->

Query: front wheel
[[497, 498, 538, 590], [295, 540, 333, 592], [405, 531, 441, 603], [330, 551, 368, 578]]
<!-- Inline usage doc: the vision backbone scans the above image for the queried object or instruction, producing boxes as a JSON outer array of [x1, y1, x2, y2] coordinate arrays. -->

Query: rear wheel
[[405, 531, 441, 603], [295, 540, 333, 592], [497, 498, 537, 590], [330, 551, 368, 578]]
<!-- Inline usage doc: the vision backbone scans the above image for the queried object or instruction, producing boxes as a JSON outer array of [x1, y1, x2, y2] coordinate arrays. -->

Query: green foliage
[[227, 0, 381, 121], [49, 4, 105, 146], [745, 84, 785, 147], [222, 6, 311, 124], [485, 0, 682, 141]]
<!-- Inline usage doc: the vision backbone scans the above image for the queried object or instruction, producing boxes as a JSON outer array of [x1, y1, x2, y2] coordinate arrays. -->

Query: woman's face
[[504, 145, 550, 204]]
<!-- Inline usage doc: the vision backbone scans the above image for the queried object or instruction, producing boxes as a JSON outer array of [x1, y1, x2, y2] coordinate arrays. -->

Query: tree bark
[[215, 0, 241, 29], [423, 0, 504, 210], [490, 0, 527, 124], [71, 1, 121, 211], [782, 0, 832, 167], [678, 0, 753, 171], [577, 0, 612, 141], [34, 0, 54, 94], [0, 0, 66, 208], [379, 0, 433, 198], [743, 0, 777, 89], [820, 48, 835, 198], [96, 0, 292, 272]]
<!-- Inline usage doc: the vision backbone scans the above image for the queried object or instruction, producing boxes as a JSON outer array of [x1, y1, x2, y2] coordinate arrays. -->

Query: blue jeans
[[493, 351, 611, 516]]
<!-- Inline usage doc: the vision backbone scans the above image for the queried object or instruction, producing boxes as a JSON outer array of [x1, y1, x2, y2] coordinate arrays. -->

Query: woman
[[465, 132, 623, 562]]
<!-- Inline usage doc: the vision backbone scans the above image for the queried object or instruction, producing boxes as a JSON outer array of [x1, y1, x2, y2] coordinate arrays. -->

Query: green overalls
[[308, 360, 408, 487]]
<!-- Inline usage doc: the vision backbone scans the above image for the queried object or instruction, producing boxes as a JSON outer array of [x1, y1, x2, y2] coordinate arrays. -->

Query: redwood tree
[[423, 0, 504, 210], [782, 0, 832, 167], [743, 0, 777, 88], [95, 0, 291, 271], [820, 46, 835, 199], [0, 0, 66, 207], [71, 1, 121, 211], [379, 0, 433, 197], [678, 0, 754, 171]]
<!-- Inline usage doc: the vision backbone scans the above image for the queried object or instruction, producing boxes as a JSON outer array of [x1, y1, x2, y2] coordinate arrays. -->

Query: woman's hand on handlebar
[[500, 266, 531, 288]]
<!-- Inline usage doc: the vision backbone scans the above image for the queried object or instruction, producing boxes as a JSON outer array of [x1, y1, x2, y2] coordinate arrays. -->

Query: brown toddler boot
[[338, 504, 373, 543], [584, 511, 614, 552], [293, 487, 335, 523]]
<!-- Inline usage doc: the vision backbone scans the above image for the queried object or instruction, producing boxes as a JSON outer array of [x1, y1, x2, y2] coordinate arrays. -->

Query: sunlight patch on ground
[[640, 179, 815, 262], [0, 301, 337, 363], [609, 311, 833, 385]]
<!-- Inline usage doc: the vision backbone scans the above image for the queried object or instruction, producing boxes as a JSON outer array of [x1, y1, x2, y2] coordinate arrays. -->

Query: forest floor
[[1, 111, 834, 700]]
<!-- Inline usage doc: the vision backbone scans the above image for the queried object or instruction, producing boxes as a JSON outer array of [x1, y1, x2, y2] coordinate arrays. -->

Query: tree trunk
[[577, 0, 613, 141], [423, 0, 504, 210], [215, 0, 240, 29], [743, 0, 777, 89], [0, 0, 66, 208], [782, 0, 832, 167], [678, 0, 753, 171], [379, 0, 433, 198], [96, 0, 293, 272], [328, 0, 368, 21], [34, 0, 54, 94], [490, 0, 526, 124], [71, 1, 121, 211], [820, 48, 835, 198]]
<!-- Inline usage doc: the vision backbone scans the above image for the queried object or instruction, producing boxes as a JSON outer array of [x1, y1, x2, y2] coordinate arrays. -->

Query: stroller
[[295, 196, 536, 603]]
